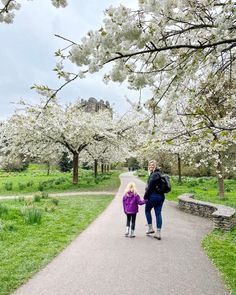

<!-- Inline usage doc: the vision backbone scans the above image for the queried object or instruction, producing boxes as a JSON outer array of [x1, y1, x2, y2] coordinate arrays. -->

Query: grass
[[135, 171, 236, 209], [0, 164, 121, 195], [0, 194, 113, 295], [202, 229, 236, 295]]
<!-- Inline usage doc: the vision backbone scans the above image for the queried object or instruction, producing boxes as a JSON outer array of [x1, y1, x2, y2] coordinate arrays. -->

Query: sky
[[0, 0, 152, 120]]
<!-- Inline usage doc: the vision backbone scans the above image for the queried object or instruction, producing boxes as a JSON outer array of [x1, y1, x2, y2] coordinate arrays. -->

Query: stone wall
[[178, 194, 235, 231]]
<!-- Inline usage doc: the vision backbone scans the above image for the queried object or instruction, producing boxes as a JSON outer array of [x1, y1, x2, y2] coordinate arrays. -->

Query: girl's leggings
[[145, 193, 165, 229], [126, 213, 137, 230]]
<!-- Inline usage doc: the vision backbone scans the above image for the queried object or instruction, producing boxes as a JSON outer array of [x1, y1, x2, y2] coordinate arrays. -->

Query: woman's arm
[[143, 172, 160, 199]]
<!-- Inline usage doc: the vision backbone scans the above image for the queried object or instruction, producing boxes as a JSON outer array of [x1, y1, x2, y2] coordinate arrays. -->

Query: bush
[[22, 207, 42, 225], [2, 157, 29, 172]]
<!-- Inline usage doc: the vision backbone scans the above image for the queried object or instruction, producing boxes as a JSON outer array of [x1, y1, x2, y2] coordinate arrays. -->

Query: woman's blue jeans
[[145, 193, 165, 229]]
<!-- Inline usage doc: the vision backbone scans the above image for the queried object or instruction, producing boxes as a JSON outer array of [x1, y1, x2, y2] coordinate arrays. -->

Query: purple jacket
[[123, 191, 146, 214]]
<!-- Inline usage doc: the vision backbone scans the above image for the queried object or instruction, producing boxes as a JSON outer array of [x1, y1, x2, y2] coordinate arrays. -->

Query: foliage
[[21, 207, 43, 225]]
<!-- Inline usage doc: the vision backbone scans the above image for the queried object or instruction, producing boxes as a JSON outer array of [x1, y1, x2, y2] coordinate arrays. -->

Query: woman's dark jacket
[[144, 169, 163, 200]]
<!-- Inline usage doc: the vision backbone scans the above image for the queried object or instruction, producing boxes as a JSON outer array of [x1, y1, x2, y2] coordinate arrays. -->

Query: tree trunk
[[47, 162, 50, 176], [101, 160, 104, 174], [177, 153, 182, 183], [94, 159, 98, 178], [217, 161, 225, 199], [72, 152, 79, 184], [107, 165, 110, 172]]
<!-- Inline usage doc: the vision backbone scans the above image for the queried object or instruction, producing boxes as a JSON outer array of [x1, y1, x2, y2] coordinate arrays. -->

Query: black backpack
[[157, 174, 171, 194]]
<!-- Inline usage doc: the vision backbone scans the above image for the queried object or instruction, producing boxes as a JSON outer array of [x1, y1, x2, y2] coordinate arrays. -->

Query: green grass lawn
[[202, 229, 236, 295], [135, 170, 236, 294], [0, 194, 113, 295], [0, 164, 121, 195], [135, 171, 236, 209]]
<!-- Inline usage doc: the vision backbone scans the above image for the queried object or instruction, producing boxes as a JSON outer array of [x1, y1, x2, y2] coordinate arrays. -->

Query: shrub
[[22, 207, 42, 224], [4, 182, 13, 191]]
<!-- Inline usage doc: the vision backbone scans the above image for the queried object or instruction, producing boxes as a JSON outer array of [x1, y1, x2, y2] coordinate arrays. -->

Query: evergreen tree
[[58, 152, 72, 172]]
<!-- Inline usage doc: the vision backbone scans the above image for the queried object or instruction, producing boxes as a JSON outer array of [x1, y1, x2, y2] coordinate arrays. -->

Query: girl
[[122, 182, 146, 238]]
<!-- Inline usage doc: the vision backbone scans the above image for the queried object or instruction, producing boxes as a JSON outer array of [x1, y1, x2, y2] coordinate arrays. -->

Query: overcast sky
[[0, 0, 152, 120]]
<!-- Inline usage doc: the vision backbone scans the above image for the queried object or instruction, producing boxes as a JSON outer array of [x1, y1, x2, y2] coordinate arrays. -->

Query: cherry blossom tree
[[0, 99, 142, 184], [0, 0, 67, 23]]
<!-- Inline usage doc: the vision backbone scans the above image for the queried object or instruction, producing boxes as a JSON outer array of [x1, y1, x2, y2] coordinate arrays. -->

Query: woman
[[144, 160, 165, 240]]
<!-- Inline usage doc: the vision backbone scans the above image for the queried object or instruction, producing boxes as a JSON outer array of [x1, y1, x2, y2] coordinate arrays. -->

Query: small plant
[[51, 198, 59, 206], [38, 182, 45, 191], [41, 192, 49, 199], [22, 207, 42, 225], [0, 204, 8, 217], [1, 220, 15, 231], [44, 205, 56, 212], [4, 181, 13, 191], [18, 182, 26, 190], [24, 197, 33, 206], [225, 187, 232, 192], [18, 196, 25, 202], [201, 187, 208, 191], [33, 194, 41, 202], [26, 180, 34, 187]]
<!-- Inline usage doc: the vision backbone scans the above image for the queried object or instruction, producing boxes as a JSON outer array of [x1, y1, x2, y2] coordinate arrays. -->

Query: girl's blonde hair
[[124, 182, 138, 194]]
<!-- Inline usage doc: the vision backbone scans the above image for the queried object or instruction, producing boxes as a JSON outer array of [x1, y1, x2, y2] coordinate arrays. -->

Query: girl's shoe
[[125, 226, 130, 237], [154, 229, 161, 240], [146, 224, 155, 235], [130, 230, 136, 238]]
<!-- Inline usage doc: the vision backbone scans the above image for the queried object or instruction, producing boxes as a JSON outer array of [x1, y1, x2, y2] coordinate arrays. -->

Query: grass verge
[[0, 168, 121, 195], [0, 195, 113, 295], [202, 229, 236, 295]]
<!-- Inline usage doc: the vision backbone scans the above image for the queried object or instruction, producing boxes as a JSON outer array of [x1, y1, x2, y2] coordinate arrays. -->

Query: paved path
[[12, 172, 229, 295]]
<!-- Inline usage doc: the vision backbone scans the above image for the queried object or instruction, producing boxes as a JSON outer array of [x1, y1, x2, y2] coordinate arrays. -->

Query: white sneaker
[[154, 229, 161, 240], [125, 226, 130, 237], [146, 225, 155, 235], [130, 230, 136, 238]]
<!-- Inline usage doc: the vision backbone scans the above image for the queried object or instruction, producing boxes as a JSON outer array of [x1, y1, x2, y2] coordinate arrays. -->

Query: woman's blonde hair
[[148, 160, 157, 167], [124, 182, 138, 194]]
